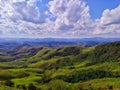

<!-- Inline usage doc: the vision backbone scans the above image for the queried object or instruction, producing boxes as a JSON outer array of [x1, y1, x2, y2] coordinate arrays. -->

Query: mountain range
[[0, 38, 120, 90]]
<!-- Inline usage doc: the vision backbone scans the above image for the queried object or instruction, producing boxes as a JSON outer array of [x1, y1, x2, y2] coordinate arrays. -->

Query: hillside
[[0, 42, 120, 90]]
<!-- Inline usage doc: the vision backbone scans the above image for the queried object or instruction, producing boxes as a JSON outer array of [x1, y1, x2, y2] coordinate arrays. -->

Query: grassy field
[[0, 42, 120, 90]]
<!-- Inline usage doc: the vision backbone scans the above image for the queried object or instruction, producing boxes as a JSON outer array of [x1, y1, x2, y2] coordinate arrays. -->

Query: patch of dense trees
[[56, 46, 81, 56], [42, 46, 81, 60], [36, 55, 85, 70], [55, 69, 111, 83], [54, 69, 120, 83], [91, 42, 120, 64]]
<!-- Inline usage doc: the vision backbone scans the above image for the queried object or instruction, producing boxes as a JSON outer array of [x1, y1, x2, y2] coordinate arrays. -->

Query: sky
[[0, 0, 120, 38]]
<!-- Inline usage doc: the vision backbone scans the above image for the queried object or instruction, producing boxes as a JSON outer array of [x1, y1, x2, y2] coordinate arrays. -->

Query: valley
[[0, 40, 120, 90]]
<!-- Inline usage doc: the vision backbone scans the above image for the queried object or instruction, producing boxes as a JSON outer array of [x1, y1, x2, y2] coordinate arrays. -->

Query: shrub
[[16, 72, 29, 78], [28, 83, 37, 90], [4, 80, 14, 87], [17, 84, 26, 90]]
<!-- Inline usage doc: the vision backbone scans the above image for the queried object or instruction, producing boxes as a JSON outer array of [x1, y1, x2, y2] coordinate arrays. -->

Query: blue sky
[[86, 0, 120, 19], [0, 0, 120, 38]]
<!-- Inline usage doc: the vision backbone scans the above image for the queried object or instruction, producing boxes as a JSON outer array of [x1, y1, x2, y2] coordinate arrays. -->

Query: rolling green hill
[[0, 42, 120, 90]]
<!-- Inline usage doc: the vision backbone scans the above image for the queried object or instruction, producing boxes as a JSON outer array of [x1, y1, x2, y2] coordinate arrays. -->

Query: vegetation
[[0, 42, 120, 90]]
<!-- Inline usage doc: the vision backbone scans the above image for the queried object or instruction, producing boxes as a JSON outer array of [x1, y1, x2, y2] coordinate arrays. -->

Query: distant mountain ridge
[[0, 37, 120, 42], [0, 38, 120, 51]]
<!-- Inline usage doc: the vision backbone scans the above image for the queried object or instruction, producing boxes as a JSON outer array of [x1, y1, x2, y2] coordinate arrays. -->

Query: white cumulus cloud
[[0, 0, 119, 38], [100, 5, 120, 25]]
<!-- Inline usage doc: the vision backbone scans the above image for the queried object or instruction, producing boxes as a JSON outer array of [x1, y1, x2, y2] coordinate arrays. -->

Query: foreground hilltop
[[0, 41, 120, 90]]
